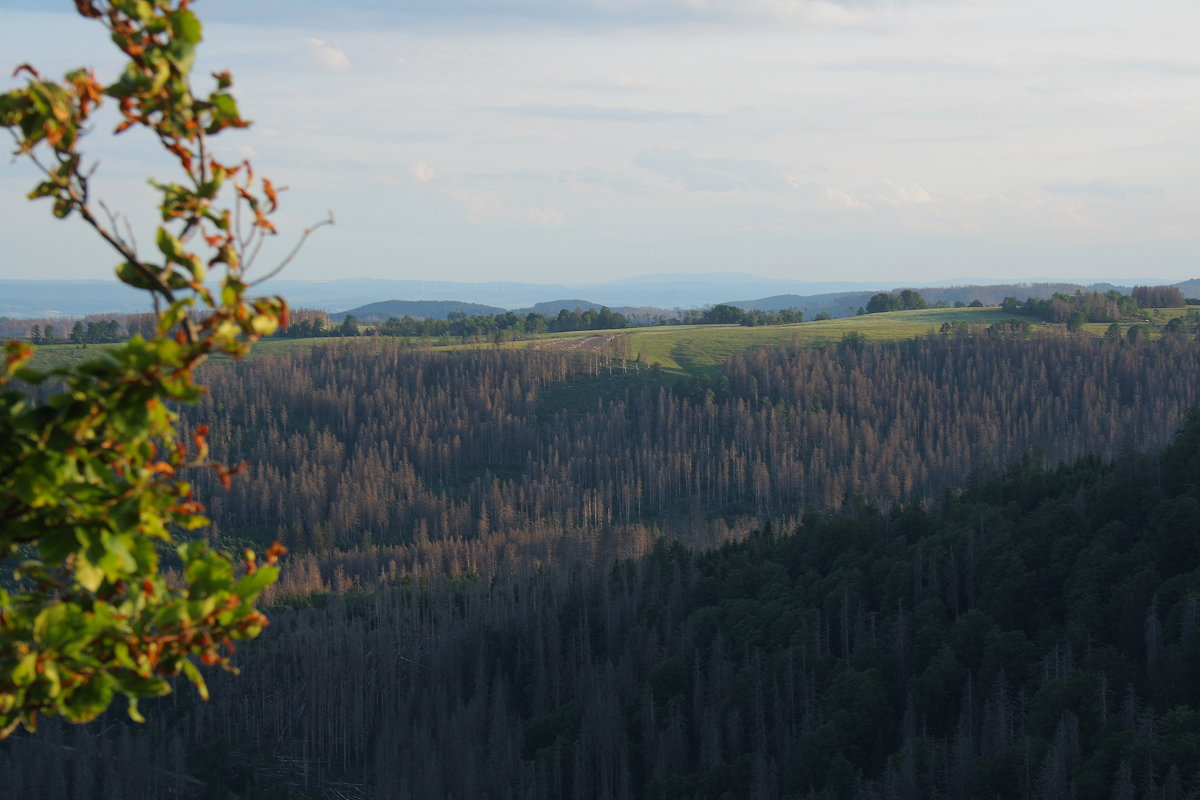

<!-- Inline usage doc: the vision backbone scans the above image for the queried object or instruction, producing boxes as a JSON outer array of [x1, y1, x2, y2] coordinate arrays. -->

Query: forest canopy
[[4, 386, 1198, 799]]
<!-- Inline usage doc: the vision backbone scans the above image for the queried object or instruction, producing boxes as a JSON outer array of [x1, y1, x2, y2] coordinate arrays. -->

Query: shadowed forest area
[[186, 332, 1200, 586], [3, 332, 1200, 799]]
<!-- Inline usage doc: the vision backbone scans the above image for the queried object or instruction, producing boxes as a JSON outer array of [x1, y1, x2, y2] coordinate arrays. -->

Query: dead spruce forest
[[5, 328, 1200, 799]]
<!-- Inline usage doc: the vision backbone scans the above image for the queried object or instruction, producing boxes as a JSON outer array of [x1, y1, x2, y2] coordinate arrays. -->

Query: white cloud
[[526, 207, 567, 226], [301, 38, 351, 72], [448, 190, 566, 227], [199, 0, 888, 29], [215, 143, 258, 161], [881, 181, 934, 206], [632, 148, 794, 193], [5, 0, 1200, 285], [819, 182, 935, 213], [994, 193, 1094, 231], [744, 0, 874, 26], [821, 186, 870, 211], [412, 162, 437, 183], [1044, 181, 1163, 200]]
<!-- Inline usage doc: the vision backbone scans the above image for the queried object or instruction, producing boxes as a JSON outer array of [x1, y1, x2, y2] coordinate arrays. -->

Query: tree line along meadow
[[7, 284, 1199, 352]]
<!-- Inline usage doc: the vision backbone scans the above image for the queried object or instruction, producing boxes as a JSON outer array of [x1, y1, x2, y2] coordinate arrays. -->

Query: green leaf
[[112, 643, 137, 671], [189, 594, 220, 620], [233, 565, 279, 600], [250, 314, 279, 336], [131, 1, 154, 24], [153, 601, 189, 628], [212, 92, 237, 116], [113, 671, 169, 698], [116, 261, 156, 290], [33, 603, 70, 646], [64, 673, 113, 722], [40, 528, 82, 565], [147, 59, 171, 94], [160, 299, 192, 331], [11, 653, 38, 687], [220, 280, 241, 307], [95, 531, 138, 580], [168, 9, 203, 44], [13, 366, 45, 384], [184, 253, 206, 282], [126, 697, 145, 724], [167, 39, 196, 75], [41, 661, 61, 699], [165, 270, 191, 290], [180, 659, 209, 701], [27, 181, 57, 199], [75, 558, 105, 592], [156, 227, 183, 260]]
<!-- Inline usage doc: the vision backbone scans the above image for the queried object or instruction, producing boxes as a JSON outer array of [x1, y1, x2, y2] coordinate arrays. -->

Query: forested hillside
[[6, 329, 1200, 798], [3, 404, 1198, 799], [187, 332, 1200, 585]]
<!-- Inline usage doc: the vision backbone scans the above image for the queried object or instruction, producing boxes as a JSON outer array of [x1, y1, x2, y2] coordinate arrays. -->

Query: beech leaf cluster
[[0, 0, 326, 738]]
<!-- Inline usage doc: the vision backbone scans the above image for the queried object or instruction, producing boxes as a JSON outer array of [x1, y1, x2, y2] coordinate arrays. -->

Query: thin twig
[[196, 116, 208, 185], [233, 183, 246, 253], [246, 213, 335, 287], [244, 227, 266, 270], [0, 717, 23, 742], [98, 200, 130, 251], [122, 214, 138, 254]]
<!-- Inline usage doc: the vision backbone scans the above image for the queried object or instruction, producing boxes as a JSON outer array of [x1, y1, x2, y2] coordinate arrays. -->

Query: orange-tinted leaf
[[262, 177, 278, 211], [265, 541, 287, 565]]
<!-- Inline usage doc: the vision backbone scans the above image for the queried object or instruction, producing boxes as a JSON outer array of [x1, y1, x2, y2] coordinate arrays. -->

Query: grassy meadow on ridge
[[23, 304, 1194, 380]]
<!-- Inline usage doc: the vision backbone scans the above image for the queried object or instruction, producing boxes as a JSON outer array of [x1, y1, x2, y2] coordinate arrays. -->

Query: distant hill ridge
[[338, 281, 1183, 325], [520, 299, 605, 316], [329, 300, 506, 322], [2, 275, 1195, 318], [732, 282, 1122, 317], [335, 298, 656, 322]]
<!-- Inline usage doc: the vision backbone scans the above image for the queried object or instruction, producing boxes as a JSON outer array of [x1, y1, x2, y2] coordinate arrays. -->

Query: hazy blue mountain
[[202, 275, 898, 312], [1, 275, 880, 316], [1175, 278, 1200, 297], [729, 281, 1150, 318], [0, 280, 150, 317], [2, 274, 1191, 318], [519, 299, 605, 315], [258, 279, 567, 312], [730, 291, 877, 317], [331, 299, 507, 321]]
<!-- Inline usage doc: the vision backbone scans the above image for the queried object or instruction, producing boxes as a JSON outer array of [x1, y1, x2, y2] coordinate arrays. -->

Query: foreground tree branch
[[0, 0, 327, 737]]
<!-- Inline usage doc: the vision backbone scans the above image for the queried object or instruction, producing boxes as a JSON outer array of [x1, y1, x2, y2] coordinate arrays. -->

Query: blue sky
[[1, 0, 1198, 285]]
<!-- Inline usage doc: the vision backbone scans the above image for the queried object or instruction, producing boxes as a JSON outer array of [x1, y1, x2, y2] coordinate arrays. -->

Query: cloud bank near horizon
[[0, 0, 1198, 284]]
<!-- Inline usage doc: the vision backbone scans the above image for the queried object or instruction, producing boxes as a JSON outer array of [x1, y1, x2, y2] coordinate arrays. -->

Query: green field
[[21, 343, 122, 372], [25, 335, 334, 373], [620, 306, 1199, 376], [621, 307, 1016, 376], [23, 306, 1196, 378]]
